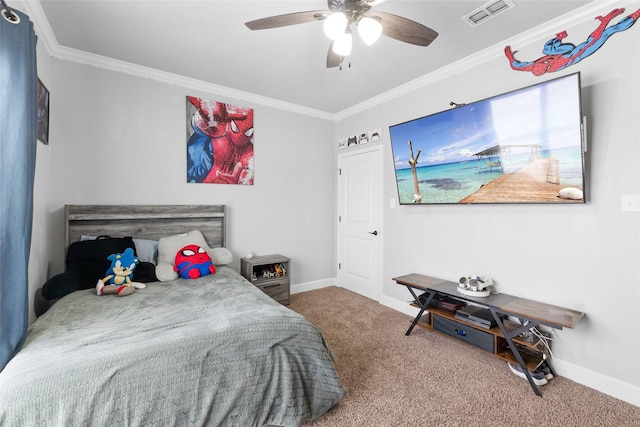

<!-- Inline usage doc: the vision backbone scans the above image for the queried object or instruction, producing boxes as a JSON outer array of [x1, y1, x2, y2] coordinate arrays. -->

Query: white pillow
[[155, 230, 232, 281], [210, 247, 232, 266]]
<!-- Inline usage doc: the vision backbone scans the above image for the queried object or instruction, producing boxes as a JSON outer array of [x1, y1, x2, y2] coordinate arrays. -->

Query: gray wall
[[45, 61, 337, 286], [27, 7, 52, 326], [335, 8, 640, 406]]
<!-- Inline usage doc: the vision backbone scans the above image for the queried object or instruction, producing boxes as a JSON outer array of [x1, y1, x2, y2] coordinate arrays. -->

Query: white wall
[[46, 60, 337, 287], [334, 5, 640, 406]]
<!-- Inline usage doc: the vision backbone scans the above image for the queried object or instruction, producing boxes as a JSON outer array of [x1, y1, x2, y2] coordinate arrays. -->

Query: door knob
[[368, 230, 378, 236]]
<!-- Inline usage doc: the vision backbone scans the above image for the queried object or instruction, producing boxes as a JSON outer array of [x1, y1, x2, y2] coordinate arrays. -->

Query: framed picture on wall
[[37, 79, 50, 144], [185, 96, 254, 184]]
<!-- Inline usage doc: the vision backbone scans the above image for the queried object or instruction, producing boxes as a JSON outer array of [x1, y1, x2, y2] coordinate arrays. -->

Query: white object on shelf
[[457, 287, 491, 298], [457, 276, 493, 297]]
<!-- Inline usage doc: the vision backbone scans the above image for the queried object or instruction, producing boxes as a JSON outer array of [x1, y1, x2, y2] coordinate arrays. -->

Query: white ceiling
[[31, 0, 599, 115]]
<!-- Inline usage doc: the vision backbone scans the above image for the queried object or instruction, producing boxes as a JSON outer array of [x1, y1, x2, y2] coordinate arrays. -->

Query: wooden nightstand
[[241, 254, 290, 305]]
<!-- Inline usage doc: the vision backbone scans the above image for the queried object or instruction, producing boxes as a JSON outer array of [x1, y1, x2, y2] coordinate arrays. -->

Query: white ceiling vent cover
[[462, 0, 516, 27]]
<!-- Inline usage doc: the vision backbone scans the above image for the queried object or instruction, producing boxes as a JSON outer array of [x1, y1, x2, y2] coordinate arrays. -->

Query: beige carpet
[[288, 286, 640, 427]]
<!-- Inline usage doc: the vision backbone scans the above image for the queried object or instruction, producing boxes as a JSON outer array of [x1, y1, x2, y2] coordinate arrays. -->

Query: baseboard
[[378, 295, 640, 408], [379, 294, 421, 318], [290, 278, 335, 294], [552, 358, 640, 407]]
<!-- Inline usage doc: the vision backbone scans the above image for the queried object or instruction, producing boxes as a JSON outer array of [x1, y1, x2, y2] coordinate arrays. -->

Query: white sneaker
[[508, 362, 548, 386], [536, 365, 554, 380]]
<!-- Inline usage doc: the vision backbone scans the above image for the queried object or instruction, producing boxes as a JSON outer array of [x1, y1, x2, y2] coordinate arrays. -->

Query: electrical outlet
[[621, 194, 640, 212]]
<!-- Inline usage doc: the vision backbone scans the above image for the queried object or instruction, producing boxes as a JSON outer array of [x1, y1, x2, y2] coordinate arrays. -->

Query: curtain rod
[[1, 0, 19, 23]]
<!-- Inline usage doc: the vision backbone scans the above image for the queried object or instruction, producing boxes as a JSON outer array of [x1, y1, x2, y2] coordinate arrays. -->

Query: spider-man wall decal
[[505, 7, 640, 76]]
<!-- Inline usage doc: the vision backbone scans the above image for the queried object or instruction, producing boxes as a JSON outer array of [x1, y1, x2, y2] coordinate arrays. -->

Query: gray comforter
[[0, 267, 345, 426]]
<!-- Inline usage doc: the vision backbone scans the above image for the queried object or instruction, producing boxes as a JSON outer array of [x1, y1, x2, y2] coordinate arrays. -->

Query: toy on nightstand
[[263, 268, 275, 279], [274, 263, 287, 277]]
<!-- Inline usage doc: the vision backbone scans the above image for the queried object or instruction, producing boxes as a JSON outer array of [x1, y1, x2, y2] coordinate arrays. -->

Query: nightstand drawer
[[255, 280, 290, 305]]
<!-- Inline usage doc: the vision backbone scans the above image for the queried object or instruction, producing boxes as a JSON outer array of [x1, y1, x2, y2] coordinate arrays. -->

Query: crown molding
[[55, 45, 336, 121], [335, 0, 634, 120], [20, 0, 335, 121], [22, 0, 634, 122]]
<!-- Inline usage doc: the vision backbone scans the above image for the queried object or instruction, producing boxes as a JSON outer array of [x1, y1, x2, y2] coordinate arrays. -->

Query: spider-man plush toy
[[174, 244, 216, 279]]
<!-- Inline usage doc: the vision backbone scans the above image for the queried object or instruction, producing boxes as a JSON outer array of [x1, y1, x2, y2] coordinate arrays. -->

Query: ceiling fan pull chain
[[338, 60, 352, 71]]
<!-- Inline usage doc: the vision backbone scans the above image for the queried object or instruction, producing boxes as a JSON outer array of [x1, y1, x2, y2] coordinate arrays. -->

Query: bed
[[0, 205, 346, 426]]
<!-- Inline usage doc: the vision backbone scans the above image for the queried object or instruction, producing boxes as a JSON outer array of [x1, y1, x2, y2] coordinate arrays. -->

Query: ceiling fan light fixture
[[332, 31, 352, 57], [323, 12, 348, 40], [358, 16, 382, 45]]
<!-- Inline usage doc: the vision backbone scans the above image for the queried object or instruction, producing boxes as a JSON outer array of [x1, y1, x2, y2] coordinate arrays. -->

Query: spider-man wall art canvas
[[186, 96, 254, 184]]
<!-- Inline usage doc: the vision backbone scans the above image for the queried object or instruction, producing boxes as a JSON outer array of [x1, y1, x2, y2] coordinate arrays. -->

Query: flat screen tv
[[388, 72, 586, 205]]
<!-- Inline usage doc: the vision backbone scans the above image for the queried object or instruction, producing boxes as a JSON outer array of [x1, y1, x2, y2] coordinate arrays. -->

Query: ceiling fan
[[245, 0, 439, 69]]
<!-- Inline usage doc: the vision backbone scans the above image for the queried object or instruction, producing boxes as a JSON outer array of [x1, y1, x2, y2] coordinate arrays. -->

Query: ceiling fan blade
[[327, 42, 342, 68], [367, 0, 388, 5], [245, 11, 325, 30], [369, 11, 438, 47]]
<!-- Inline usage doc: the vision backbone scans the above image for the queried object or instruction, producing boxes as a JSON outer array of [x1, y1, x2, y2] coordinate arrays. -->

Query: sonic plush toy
[[96, 247, 147, 296], [174, 244, 216, 279]]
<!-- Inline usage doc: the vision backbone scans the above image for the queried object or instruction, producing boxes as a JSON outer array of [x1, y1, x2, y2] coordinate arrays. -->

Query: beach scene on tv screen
[[389, 74, 585, 204]]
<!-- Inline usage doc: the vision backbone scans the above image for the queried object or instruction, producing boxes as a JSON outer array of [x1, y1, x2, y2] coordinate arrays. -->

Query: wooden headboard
[[64, 205, 227, 249], [33, 205, 226, 317]]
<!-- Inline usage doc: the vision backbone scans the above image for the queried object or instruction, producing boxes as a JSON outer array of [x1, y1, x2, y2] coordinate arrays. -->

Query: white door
[[337, 146, 382, 300]]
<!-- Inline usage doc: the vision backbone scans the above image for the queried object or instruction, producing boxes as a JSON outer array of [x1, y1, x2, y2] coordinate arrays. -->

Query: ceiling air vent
[[462, 0, 516, 27]]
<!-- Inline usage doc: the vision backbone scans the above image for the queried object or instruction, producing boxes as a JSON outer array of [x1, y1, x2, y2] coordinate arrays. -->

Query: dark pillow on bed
[[66, 236, 137, 281], [39, 236, 139, 301], [133, 262, 158, 283], [41, 271, 93, 300]]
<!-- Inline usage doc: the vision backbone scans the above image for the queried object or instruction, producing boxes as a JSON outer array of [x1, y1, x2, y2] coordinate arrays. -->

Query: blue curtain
[[0, 6, 38, 371]]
